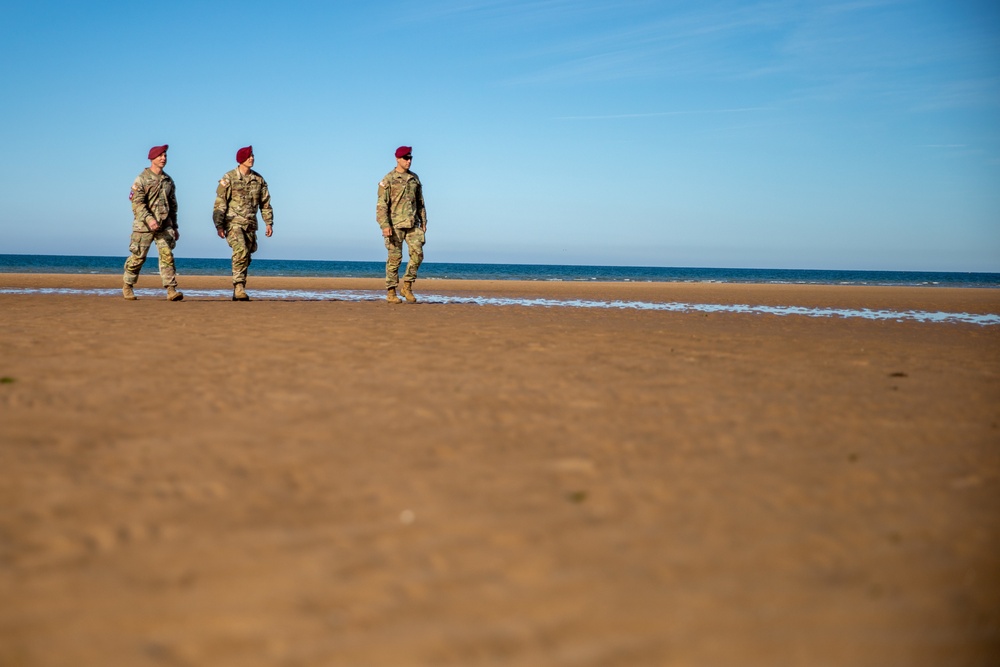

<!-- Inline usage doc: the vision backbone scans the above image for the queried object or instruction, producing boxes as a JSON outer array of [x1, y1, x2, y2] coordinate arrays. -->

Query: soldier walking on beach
[[213, 145, 274, 301], [377, 146, 427, 303], [123, 144, 184, 301]]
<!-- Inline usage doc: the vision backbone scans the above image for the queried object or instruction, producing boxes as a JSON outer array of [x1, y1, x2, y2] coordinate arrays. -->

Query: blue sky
[[2, 0, 998, 271]]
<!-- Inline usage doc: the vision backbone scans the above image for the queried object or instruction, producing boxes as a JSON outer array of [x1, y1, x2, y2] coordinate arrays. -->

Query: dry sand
[[1, 274, 998, 666]]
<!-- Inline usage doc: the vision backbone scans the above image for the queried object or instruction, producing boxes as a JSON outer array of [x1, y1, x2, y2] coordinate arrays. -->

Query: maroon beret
[[236, 145, 253, 164], [395, 146, 412, 159], [147, 145, 168, 160]]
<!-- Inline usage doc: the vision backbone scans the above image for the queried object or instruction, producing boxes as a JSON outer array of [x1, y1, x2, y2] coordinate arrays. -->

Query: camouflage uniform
[[377, 169, 427, 289], [213, 168, 273, 286], [124, 168, 179, 288]]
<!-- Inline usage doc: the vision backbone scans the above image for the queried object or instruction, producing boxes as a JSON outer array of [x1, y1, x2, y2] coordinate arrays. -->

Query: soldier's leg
[[385, 228, 403, 289], [227, 227, 252, 301], [398, 228, 424, 303], [244, 230, 258, 282], [401, 228, 425, 285], [123, 232, 153, 289], [154, 232, 183, 301], [154, 232, 178, 288], [227, 227, 251, 285]]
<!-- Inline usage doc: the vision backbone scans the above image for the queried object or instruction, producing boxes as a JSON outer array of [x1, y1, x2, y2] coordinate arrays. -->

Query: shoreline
[[2, 272, 999, 315]]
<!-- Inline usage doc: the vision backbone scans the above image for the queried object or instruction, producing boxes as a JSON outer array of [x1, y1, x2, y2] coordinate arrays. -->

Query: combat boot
[[386, 287, 402, 304], [400, 282, 417, 303], [233, 283, 250, 301], [166, 286, 184, 301], [122, 283, 137, 300]]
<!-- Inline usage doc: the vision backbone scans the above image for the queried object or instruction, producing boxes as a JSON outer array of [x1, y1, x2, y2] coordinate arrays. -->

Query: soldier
[[123, 144, 184, 301], [213, 145, 274, 301], [377, 146, 427, 303]]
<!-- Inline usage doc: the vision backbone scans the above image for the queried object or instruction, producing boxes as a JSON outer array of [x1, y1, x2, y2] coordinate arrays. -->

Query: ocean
[[2, 254, 998, 325], [2, 254, 999, 288]]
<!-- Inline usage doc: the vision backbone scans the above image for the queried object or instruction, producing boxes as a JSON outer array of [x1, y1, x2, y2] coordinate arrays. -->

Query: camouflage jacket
[[376, 169, 426, 231], [213, 168, 273, 231], [130, 169, 177, 232]]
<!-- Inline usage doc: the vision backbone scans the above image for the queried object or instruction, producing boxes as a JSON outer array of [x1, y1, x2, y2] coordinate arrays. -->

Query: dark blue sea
[[2, 254, 999, 288]]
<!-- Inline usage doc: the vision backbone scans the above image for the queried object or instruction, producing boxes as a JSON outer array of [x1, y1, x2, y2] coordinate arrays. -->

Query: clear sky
[[2, 0, 998, 271]]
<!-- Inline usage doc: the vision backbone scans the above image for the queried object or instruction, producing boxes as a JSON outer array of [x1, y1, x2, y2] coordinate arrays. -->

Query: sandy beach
[[1, 273, 998, 666]]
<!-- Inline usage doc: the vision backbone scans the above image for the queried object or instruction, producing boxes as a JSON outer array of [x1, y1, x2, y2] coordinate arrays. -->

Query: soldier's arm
[[259, 178, 274, 226], [168, 179, 178, 229], [376, 179, 391, 232], [417, 184, 427, 230], [131, 177, 158, 230], [212, 178, 230, 232]]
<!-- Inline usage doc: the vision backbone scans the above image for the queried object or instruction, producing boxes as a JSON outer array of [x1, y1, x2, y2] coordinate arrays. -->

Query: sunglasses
[[400, 155, 413, 160]]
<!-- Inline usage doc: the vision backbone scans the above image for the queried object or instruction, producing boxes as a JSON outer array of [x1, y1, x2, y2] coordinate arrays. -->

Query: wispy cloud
[[909, 78, 1000, 111], [402, 0, 1000, 114], [399, 0, 631, 28], [492, 1, 964, 91], [496, 2, 801, 85], [556, 107, 773, 120]]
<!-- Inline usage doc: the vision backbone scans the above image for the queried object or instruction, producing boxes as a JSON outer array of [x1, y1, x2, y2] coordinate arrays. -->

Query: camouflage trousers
[[385, 226, 425, 289], [123, 229, 178, 287], [226, 226, 258, 285]]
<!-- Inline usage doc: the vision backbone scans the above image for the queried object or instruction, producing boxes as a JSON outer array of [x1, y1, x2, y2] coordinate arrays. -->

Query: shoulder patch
[[378, 180, 387, 188], [219, 178, 229, 187]]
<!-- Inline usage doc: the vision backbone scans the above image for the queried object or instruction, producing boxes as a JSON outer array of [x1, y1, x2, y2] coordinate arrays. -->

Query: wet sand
[[1, 274, 998, 666]]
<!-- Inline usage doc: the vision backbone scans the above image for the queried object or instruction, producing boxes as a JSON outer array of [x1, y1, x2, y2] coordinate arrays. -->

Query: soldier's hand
[[148, 219, 160, 232], [382, 227, 391, 238], [174, 229, 181, 242], [265, 224, 273, 238], [217, 228, 226, 239]]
